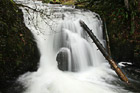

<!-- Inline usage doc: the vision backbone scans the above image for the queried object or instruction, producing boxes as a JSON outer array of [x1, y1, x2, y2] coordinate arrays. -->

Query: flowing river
[[13, 0, 139, 93]]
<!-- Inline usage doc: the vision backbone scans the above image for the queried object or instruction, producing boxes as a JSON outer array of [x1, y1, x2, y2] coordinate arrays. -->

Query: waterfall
[[15, 0, 131, 93]]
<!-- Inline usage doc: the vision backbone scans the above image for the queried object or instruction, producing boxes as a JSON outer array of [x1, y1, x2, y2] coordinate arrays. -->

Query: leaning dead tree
[[80, 20, 129, 84]]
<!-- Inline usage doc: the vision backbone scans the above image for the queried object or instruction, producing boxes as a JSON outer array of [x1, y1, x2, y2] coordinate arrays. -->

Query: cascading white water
[[15, 0, 132, 93]]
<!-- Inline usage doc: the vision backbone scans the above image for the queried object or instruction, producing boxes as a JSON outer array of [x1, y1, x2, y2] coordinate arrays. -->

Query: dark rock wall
[[0, 0, 40, 92]]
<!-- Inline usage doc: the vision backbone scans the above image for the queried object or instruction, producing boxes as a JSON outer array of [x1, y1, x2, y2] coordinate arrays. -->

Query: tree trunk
[[138, 0, 140, 12], [124, 0, 129, 11], [80, 20, 129, 84], [103, 18, 111, 56]]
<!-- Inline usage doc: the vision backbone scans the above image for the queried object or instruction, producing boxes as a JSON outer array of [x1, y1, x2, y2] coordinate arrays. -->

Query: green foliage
[[10, 0, 16, 4], [76, 0, 88, 2], [43, 0, 50, 3], [43, 0, 61, 3], [62, 1, 75, 5]]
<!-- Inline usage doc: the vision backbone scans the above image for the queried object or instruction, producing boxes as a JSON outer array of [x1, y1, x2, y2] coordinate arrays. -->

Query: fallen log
[[80, 20, 129, 84]]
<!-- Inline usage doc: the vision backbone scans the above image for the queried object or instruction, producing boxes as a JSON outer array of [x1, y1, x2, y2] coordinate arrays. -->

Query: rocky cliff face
[[0, 0, 40, 92]]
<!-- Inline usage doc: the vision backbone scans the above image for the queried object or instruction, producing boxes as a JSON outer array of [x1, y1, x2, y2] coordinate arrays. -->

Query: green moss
[[62, 1, 75, 5]]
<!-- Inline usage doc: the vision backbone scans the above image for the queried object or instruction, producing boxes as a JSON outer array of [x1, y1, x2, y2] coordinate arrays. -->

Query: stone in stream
[[56, 49, 69, 71]]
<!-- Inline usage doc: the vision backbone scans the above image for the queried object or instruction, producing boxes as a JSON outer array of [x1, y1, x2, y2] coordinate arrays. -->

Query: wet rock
[[121, 65, 140, 80], [56, 49, 69, 71]]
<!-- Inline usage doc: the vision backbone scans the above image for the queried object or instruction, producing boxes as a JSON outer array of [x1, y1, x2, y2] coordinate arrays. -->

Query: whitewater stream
[[13, 0, 138, 93]]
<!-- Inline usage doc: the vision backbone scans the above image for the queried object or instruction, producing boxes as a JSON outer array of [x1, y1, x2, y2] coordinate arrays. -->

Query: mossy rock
[[0, 0, 40, 92]]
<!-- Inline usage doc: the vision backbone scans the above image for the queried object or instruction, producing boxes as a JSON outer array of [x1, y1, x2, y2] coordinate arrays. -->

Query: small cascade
[[15, 0, 131, 93]]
